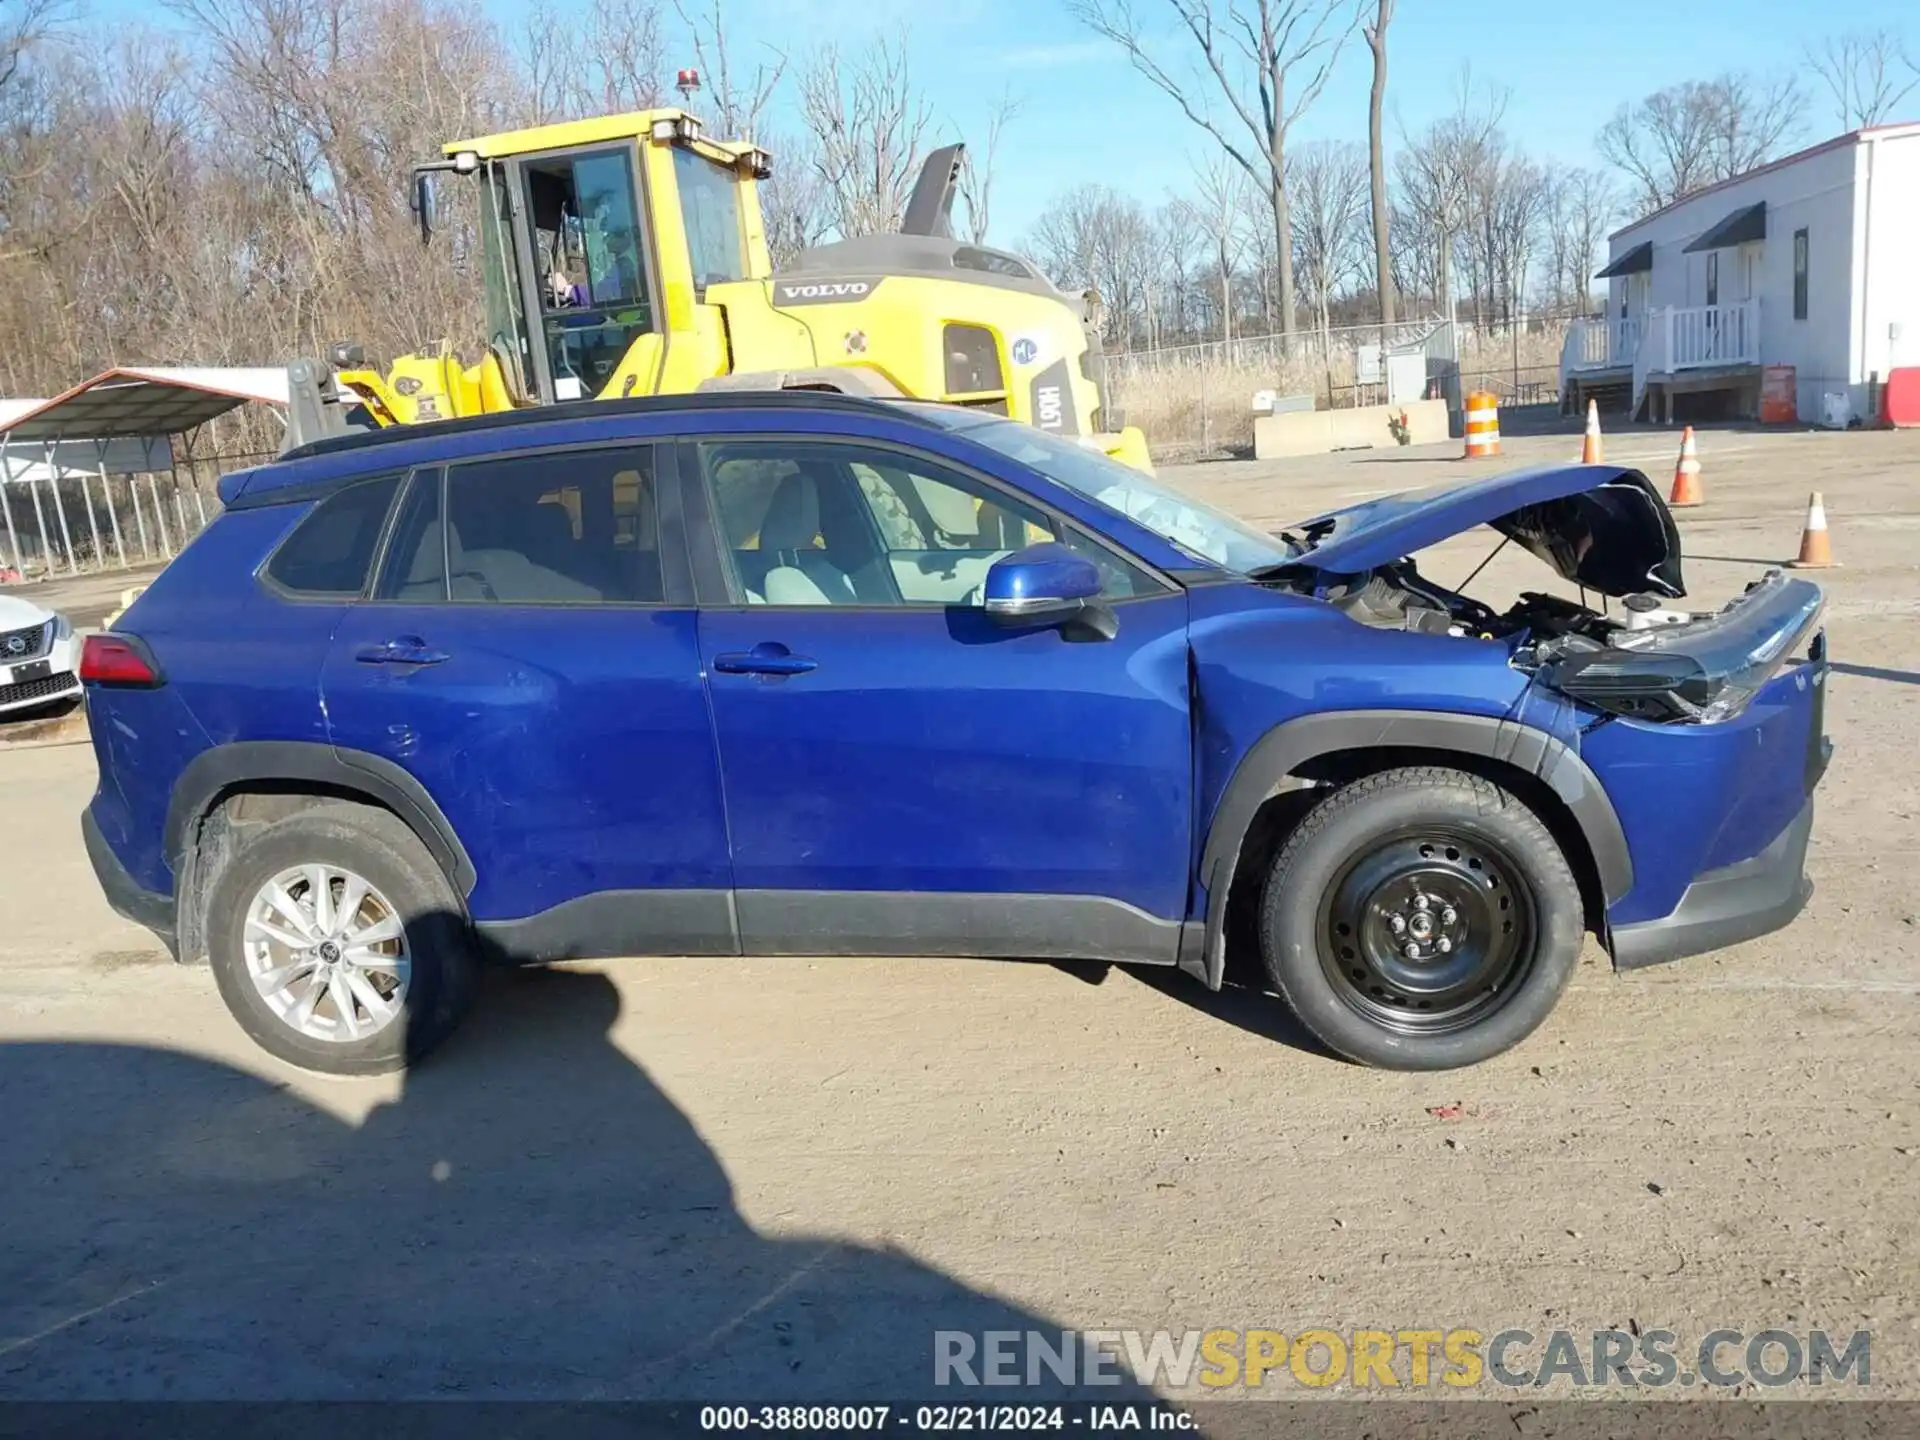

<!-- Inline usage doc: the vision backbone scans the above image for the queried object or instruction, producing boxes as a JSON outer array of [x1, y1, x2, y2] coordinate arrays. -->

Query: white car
[[0, 592, 80, 718]]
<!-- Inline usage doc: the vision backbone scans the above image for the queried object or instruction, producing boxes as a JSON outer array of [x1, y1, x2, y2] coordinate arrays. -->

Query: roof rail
[[277, 388, 939, 462]]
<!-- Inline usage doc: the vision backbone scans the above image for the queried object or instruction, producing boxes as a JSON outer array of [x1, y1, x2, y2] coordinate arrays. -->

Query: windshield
[[939, 416, 1296, 573], [673, 146, 747, 293]]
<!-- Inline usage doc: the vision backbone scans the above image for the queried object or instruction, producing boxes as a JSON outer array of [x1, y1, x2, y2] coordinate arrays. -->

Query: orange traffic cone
[[1669, 426, 1704, 507], [1788, 492, 1833, 568], [1581, 399, 1604, 464]]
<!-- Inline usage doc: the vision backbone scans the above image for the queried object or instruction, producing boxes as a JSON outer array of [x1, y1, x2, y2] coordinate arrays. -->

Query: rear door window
[[378, 448, 666, 605], [263, 474, 401, 597]]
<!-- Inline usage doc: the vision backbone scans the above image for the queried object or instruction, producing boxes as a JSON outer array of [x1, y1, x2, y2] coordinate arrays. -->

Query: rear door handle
[[355, 636, 450, 667], [713, 642, 818, 677]]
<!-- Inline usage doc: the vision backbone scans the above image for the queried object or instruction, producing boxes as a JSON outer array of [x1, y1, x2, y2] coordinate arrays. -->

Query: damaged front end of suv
[[1269, 463, 1827, 732], [1252, 461, 1830, 987]]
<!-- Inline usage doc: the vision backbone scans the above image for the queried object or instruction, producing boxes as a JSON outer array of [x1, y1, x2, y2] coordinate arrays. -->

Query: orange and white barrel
[[1464, 391, 1500, 458]]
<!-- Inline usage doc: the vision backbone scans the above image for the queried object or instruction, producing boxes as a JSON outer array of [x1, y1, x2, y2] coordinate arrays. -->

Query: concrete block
[[1253, 398, 1450, 459], [1251, 410, 1334, 459]]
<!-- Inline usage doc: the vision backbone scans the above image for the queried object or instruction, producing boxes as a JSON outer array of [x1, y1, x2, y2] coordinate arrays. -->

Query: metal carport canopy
[[0, 366, 288, 443]]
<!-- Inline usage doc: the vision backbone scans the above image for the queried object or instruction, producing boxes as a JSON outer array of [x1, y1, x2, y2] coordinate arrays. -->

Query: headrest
[[760, 472, 820, 552]]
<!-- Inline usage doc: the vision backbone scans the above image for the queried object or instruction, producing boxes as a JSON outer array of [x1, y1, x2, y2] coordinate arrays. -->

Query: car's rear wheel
[[206, 801, 475, 1075], [1259, 766, 1584, 1070]]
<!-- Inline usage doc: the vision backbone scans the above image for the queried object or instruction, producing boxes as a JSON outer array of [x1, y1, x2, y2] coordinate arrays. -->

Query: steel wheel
[[1317, 828, 1535, 1036], [242, 863, 410, 1044]]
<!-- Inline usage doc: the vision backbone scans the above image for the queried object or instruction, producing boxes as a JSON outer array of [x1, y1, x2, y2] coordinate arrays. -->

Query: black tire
[[1258, 766, 1584, 1071], [205, 801, 476, 1076]]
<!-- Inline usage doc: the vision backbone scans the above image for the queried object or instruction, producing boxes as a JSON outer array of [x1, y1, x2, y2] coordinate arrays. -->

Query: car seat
[[758, 472, 857, 605]]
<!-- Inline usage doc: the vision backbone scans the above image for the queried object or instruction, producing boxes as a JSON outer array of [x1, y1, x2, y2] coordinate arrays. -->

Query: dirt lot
[[2, 422, 1917, 1415]]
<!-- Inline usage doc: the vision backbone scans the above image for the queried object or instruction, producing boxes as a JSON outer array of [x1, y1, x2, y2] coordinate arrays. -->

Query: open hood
[[1278, 464, 1685, 599]]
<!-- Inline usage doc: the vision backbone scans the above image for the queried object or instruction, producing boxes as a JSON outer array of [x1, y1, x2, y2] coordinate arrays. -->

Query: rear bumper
[[1610, 796, 1814, 970], [81, 807, 177, 956]]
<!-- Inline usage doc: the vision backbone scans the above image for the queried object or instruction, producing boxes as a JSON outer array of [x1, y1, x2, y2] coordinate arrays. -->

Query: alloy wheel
[[242, 863, 410, 1043]]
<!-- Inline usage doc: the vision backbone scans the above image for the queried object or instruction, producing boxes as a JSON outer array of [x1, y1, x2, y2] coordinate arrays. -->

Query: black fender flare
[[1190, 709, 1632, 990], [164, 741, 476, 896]]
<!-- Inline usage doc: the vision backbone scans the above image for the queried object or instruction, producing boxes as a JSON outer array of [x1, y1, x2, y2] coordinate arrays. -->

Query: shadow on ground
[[0, 965, 1156, 1403], [1831, 660, 1920, 688], [1684, 552, 1793, 568], [1123, 966, 1342, 1060]]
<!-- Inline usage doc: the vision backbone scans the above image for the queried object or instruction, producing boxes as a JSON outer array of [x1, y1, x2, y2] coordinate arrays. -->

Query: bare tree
[[1596, 84, 1718, 215], [1027, 186, 1100, 291], [1471, 149, 1548, 324], [1068, 0, 1358, 340], [519, 0, 587, 125], [1542, 167, 1615, 310], [673, 0, 783, 139], [520, 0, 668, 123], [1597, 72, 1805, 214], [1362, 0, 1394, 324], [757, 129, 832, 265], [1394, 69, 1505, 323], [1152, 198, 1201, 344], [1807, 29, 1918, 130], [796, 33, 933, 237], [1288, 139, 1368, 341], [1712, 71, 1806, 175], [583, 0, 667, 112], [0, 0, 65, 98], [954, 89, 1022, 245], [1025, 184, 1156, 346], [1386, 194, 1439, 314], [1174, 152, 1251, 347]]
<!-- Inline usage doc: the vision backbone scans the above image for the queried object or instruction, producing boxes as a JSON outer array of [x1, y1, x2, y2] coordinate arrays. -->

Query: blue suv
[[80, 393, 1830, 1074]]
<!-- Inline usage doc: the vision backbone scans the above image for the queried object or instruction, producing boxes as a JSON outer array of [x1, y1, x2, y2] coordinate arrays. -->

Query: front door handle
[[713, 642, 818, 677], [355, 636, 450, 667]]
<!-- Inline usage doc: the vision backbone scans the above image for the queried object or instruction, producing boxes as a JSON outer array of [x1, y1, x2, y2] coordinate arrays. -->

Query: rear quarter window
[[262, 474, 401, 597]]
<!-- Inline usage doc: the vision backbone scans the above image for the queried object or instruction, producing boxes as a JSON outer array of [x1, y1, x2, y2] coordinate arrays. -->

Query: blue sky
[[93, 0, 1920, 241], [881, 0, 1920, 240]]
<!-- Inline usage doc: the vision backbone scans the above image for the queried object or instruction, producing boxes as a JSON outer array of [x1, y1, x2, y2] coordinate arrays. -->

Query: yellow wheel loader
[[285, 109, 1152, 470]]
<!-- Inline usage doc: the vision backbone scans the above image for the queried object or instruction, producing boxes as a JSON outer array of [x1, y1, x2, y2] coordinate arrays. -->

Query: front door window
[[699, 441, 1157, 607], [522, 148, 655, 401]]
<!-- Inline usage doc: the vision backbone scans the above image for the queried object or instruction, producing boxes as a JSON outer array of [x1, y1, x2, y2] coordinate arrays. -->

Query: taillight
[[80, 634, 164, 688]]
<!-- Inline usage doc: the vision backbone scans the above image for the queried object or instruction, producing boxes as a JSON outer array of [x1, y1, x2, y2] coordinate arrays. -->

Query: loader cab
[[447, 110, 772, 407], [483, 145, 655, 402]]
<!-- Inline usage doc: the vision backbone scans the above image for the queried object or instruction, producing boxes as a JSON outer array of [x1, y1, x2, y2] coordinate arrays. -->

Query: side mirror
[[982, 543, 1102, 626], [412, 171, 437, 245]]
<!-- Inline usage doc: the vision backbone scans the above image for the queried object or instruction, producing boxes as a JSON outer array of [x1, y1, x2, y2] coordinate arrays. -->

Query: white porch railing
[[1559, 316, 1641, 399], [1633, 316, 1664, 417], [1628, 300, 1762, 415], [1562, 316, 1640, 371], [1666, 300, 1760, 368]]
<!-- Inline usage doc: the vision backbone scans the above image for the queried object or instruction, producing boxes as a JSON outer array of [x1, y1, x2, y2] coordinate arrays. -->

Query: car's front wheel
[[1259, 766, 1585, 1070], [206, 801, 476, 1076]]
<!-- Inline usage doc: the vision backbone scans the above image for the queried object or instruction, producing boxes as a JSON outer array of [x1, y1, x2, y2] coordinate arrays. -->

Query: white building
[[1561, 122, 1920, 425]]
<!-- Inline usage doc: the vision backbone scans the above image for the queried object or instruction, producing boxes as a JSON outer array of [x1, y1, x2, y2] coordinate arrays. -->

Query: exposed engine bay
[[1310, 558, 1822, 724], [1316, 558, 1691, 645], [1263, 464, 1826, 724]]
